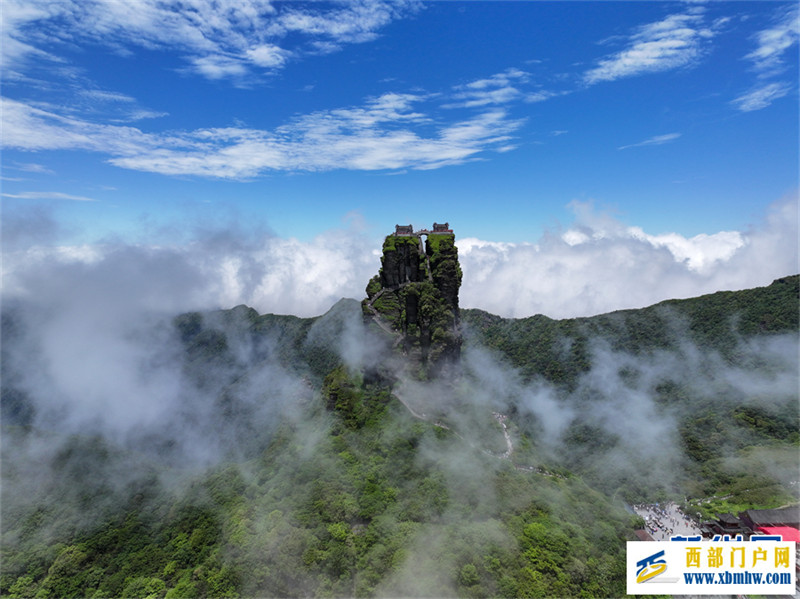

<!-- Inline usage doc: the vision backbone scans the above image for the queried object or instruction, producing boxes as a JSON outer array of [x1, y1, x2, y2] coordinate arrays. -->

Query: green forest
[[1, 276, 797, 598]]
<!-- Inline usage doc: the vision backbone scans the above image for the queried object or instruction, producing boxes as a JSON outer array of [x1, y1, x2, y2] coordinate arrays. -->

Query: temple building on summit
[[394, 222, 453, 236]]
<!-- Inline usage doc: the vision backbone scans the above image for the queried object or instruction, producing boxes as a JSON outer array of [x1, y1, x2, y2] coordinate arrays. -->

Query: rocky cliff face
[[362, 228, 462, 378]]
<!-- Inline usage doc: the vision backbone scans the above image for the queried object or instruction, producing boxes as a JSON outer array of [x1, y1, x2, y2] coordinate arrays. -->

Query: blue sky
[[2, 1, 798, 318]]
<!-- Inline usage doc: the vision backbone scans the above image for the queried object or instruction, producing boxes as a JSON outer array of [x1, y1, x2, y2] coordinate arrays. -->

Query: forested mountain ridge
[[172, 275, 798, 390], [461, 274, 799, 386], [1, 275, 797, 598]]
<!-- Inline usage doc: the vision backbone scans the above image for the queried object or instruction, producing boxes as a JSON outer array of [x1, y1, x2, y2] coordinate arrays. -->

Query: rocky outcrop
[[362, 226, 462, 378], [379, 235, 423, 287]]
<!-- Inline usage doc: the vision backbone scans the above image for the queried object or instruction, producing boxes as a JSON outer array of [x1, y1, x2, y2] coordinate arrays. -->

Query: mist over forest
[[1, 218, 797, 597], [2, 0, 799, 595]]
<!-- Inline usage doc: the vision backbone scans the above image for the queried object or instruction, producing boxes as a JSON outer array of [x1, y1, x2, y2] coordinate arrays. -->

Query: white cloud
[[524, 90, 563, 103], [2, 191, 97, 202], [618, 132, 681, 150], [624, 228, 744, 272], [2, 0, 421, 81], [1, 97, 154, 153], [0, 0, 62, 67], [8, 162, 54, 174], [126, 109, 169, 121], [2, 221, 378, 318], [270, 1, 409, 44], [79, 89, 136, 103], [464, 68, 529, 91], [458, 194, 798, 318], [456, 85, 521, 108], [584, 12, 712, 84], [4, 195, 796, 322], [445, 68, 562, 109], [731, 81, 791, 112], [2, 94, 523, 178], [744, 4, 800, 77], [246, 43, 290, 68], [74, 89, 168, 121], [189, 55, 249, 80], [729, 6, 797, 113]]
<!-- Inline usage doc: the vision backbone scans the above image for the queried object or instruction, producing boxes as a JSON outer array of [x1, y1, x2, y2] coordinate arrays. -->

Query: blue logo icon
[[636, 550, 667, 583]]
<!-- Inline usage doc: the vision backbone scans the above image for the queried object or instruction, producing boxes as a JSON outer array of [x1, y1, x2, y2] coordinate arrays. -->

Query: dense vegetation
[[461, 275, 798, 387], [1, 373, 635, 598], [1, 276, 797, 597], [363, 233, 462, 376], [462, 275, 799, 506]]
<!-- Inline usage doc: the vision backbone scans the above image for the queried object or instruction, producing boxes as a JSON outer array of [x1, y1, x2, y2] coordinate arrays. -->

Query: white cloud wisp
[[732, 5, 798, 112], [731, 82, 791, 112], [584, 12, 713, 85], [2, 0, 421, 81], [618, 132, 681, 150], [2, 191, 98, 202], [744, 4, 800, 78], [1, 95, 522, 178]]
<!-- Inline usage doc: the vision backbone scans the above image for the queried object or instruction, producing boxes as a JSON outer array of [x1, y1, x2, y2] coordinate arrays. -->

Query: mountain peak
[[362, 223, 462, 377]]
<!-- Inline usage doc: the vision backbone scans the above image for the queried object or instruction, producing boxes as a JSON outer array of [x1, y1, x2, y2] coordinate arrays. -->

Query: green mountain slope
[[1, 276, 797, 598], [1, 384, 635, 598], [461, 275, 799, 386]]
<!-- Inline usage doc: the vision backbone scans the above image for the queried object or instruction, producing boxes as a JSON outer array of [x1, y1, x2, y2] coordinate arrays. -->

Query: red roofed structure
[[755, 526, 800, 542]]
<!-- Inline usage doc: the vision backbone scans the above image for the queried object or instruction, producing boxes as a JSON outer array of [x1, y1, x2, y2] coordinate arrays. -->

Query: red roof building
[[756, 526, 800, 542]]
